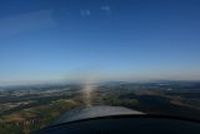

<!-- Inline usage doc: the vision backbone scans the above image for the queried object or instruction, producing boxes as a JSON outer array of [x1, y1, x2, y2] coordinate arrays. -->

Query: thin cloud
[[0, 10, 56, 38], [100, 5, 111, 14], [80, 9, 91, 17]]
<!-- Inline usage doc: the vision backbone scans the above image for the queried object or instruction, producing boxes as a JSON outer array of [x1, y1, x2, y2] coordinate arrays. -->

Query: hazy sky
[[0, 0, 200, 85]]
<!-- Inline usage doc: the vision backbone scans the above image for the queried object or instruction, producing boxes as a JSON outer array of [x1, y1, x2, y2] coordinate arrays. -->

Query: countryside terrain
[[0, 81, 200, 134]]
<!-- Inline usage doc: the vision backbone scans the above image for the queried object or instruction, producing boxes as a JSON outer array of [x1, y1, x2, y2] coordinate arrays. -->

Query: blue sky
[[0, 0, 200, 85]]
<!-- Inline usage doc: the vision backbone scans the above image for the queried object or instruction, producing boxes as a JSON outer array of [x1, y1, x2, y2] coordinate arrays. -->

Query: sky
[[0, 0, 200, 85]]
